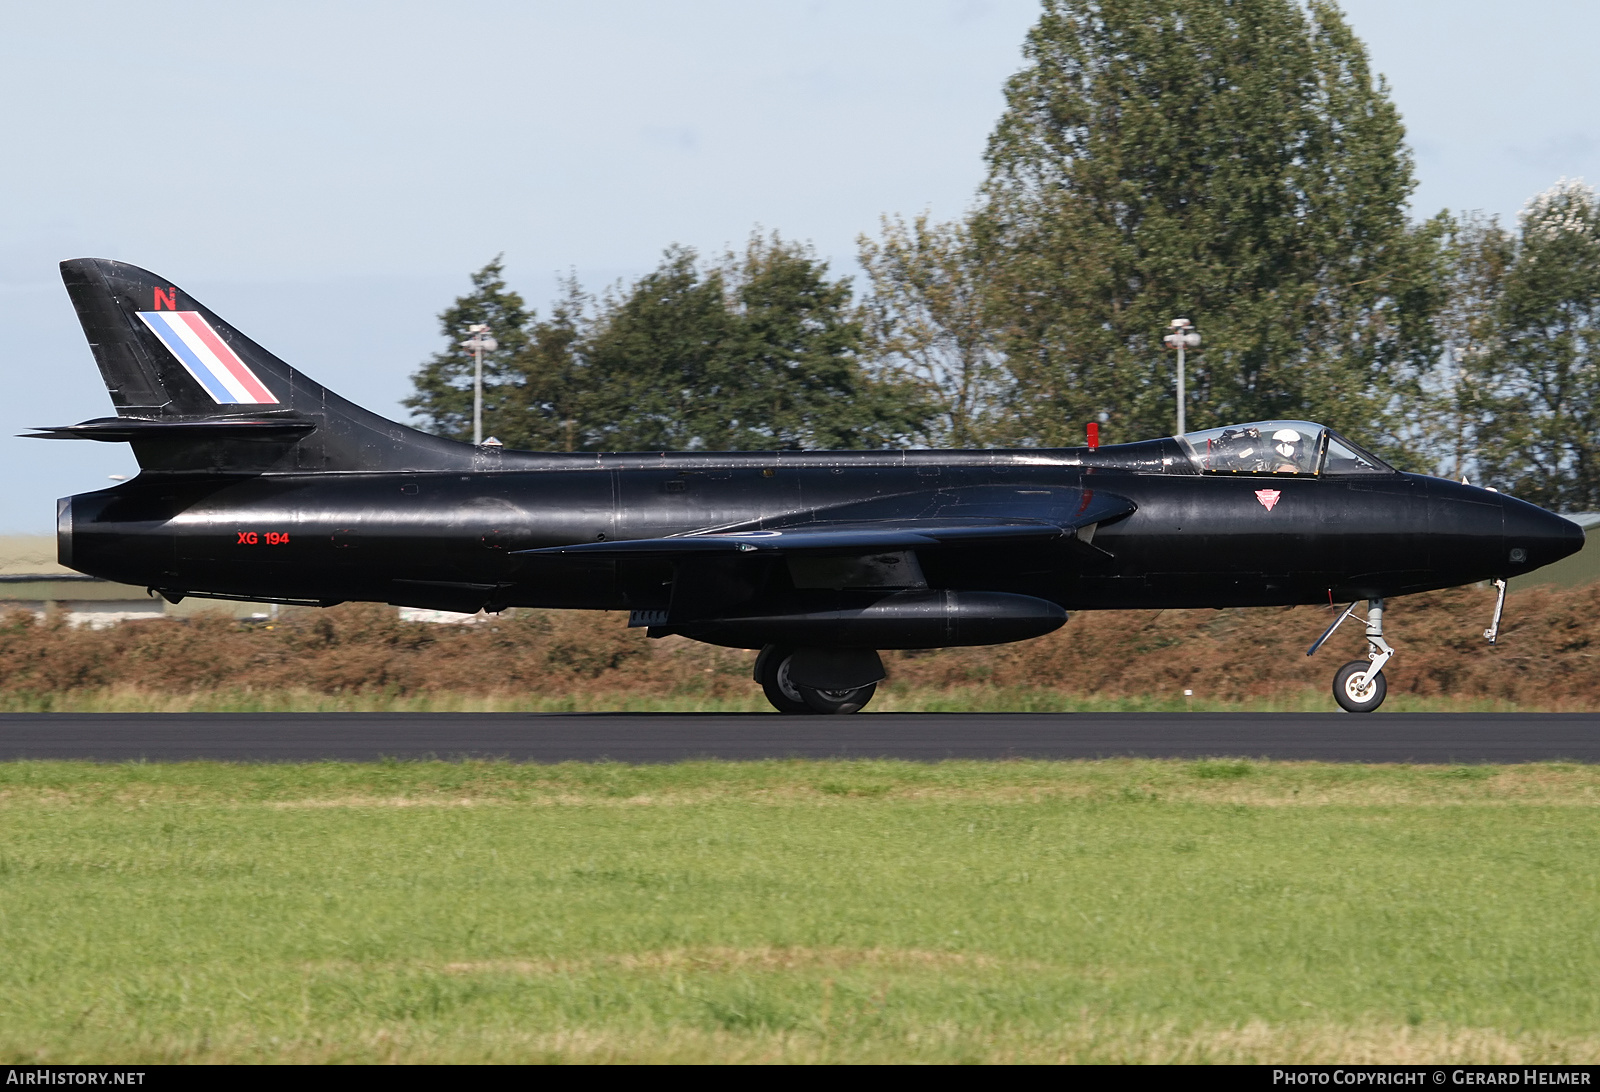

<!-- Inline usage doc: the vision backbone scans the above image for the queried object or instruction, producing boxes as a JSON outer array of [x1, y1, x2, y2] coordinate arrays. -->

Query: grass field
[[2, 759, 1598, 1063]]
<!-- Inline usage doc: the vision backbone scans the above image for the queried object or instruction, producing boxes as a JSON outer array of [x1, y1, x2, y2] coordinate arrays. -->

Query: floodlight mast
[[1163, 318, 1201, 435], [461, 324, 498, 445]]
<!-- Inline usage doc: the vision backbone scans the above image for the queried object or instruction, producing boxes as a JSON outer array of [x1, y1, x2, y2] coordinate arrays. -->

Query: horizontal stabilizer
[[23, 416, 317, 442]]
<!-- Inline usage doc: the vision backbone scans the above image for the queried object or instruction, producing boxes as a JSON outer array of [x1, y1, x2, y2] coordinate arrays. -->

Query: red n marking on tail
[[153, 287, 176, 310]]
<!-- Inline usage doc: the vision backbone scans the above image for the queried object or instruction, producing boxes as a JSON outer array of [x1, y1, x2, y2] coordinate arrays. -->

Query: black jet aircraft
[[31, 259, 1585, 713]]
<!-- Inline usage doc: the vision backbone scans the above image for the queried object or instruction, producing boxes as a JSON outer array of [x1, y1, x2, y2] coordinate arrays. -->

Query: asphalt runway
[[0, 711, 1596, 763]]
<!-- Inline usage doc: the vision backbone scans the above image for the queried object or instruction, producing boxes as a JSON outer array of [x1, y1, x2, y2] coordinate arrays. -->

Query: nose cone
[[1502, 497, 1585, 575]]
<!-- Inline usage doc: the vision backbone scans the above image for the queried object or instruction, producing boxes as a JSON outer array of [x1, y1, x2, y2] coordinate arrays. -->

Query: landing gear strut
[[754, 645, 880, 715], [1308, 598, 1393, 713]]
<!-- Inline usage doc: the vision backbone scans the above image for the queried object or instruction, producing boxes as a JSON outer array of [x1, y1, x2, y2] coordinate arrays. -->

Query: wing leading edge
[[518, 485, 1135, 559]]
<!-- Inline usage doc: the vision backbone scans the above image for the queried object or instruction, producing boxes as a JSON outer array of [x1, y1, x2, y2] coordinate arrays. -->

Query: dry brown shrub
[[0, 581, 1594, 705], [879, 582, 1600, 704]]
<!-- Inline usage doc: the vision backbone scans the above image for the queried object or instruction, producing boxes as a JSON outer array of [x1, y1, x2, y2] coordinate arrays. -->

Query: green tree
[[858, 214, 1006, 447], [582, 235, 922, 450], [1478, 180, 1600, 508], [579, 245, 734, 451], [496, 278, 592, 451], [722, 233, 923, 449], [1418, 211, 1513, 482], [412, 238, 927, 452], [975, 0, 1439, 449], [404, 257, 535, 443]]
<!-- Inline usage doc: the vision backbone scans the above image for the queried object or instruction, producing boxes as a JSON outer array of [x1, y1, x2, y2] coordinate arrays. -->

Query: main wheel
[[756, 645, 812, 714], [1333, 660, 1387, 713], [799, 682, 877, 715]]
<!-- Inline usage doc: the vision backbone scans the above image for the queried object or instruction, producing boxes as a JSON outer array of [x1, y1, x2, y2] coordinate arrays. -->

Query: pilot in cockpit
[[1193, 423, 1321, 474], [1270, 428, 1307, 473]]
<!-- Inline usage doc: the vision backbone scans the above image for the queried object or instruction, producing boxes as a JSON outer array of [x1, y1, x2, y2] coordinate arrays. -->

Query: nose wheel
[[1308, 598, 1394, 713], [1333, 659, 1387, 713]]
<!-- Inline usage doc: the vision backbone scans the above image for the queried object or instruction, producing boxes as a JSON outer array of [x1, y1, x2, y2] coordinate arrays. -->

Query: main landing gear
[[1308, 598, 1394, 713], [755, 645, 882, 714]]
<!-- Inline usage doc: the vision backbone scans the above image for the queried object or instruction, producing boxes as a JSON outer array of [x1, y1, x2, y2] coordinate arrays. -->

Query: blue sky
[[3, 0, 1596, 530]]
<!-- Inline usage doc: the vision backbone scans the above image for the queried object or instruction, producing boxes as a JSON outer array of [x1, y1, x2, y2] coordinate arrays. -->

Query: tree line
[[408, 0, 1600, 512]]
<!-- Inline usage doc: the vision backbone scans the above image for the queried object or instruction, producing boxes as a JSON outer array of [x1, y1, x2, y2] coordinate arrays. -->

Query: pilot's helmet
[[1272, 428, 1302, 461]]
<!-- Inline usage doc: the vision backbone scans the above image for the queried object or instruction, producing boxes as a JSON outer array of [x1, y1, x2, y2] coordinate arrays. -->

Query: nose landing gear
[[1309, 598, 1393, 713]]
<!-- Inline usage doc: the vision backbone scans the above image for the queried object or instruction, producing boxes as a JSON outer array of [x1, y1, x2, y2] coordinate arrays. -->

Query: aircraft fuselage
[[59, 439, 1580, 624]]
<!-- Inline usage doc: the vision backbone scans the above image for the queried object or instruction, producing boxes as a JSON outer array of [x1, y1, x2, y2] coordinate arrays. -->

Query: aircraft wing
[[518, 485, 1134, 558]]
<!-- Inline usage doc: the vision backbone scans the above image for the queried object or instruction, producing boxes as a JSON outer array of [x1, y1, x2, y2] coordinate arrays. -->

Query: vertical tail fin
[[51, 258, 473, 473]]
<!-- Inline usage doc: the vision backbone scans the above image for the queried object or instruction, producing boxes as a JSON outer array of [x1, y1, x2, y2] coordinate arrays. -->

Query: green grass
[[0, 684, 1541, 713], [2, 759, 1598, 1063]]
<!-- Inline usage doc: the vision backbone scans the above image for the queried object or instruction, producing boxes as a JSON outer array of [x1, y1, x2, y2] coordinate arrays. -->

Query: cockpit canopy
[[1176, 421, 1394, 477]]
